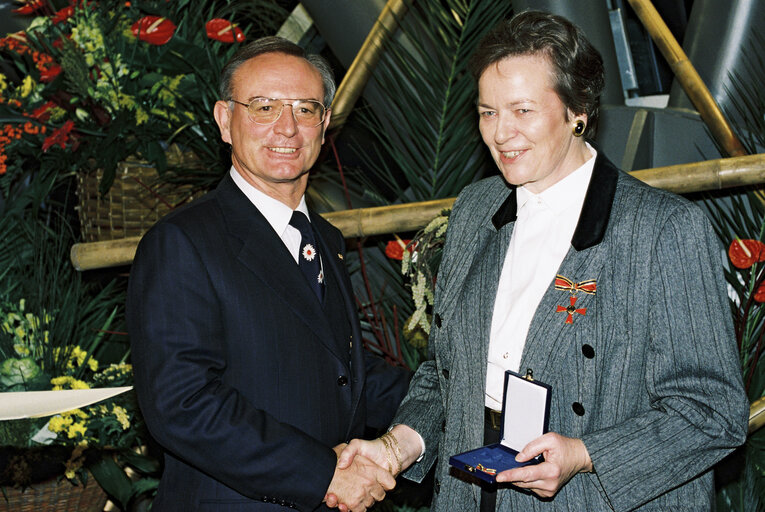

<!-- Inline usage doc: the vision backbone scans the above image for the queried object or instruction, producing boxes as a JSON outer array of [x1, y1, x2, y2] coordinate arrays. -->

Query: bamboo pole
[[630, 153, 765, 194], [750, 396, 765, 434], [328, 0, 410, 131], [70, 154, 765, 271], [626, 0, 747, 158]]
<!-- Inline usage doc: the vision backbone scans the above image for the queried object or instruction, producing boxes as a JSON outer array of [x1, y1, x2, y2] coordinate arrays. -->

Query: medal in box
[[448, 369, 551, 483]]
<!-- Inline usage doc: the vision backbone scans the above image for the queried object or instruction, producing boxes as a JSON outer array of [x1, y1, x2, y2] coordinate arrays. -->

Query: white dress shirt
[[230, 167, 312, 263], [485, 145, 597, 410]]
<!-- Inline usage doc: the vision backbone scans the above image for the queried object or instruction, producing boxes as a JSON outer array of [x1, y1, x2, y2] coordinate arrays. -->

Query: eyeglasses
[[228, 97, 327, 127]]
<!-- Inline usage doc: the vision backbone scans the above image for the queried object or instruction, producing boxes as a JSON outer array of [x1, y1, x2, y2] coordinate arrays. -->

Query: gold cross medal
[[554, 275, 596, 324]]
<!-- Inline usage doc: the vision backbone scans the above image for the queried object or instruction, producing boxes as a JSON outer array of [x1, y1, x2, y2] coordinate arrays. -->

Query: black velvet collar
[[491, 151, 619, 251]]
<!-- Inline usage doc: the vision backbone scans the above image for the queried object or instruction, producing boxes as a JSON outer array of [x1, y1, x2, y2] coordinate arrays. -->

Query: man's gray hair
[[219, 36, 336, 107]]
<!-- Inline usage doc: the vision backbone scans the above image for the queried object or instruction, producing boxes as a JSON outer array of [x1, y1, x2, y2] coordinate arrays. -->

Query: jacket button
[[337, 375, 349, 386], [572, 402, 585, 416], [441, 368, 449, 379], [434, 314, 442, 328], [581, 344, 595, 358], [434, 478, 440, 493]]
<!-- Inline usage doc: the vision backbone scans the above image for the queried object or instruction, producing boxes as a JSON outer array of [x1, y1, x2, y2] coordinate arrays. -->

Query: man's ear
[[320, 108, 332, 144], [213, 100, 233, 144]]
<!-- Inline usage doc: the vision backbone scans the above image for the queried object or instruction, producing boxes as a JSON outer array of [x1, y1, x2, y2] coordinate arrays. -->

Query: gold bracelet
[[379, 433, 395, 474], [380, 432, 402, 475]]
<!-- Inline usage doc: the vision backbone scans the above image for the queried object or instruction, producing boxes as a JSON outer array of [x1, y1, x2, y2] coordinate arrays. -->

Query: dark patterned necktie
[[289, 210, 325, 301]]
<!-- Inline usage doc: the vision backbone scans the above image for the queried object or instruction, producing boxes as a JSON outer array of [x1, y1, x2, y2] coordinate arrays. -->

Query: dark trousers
[[480, 413, 500, 512]]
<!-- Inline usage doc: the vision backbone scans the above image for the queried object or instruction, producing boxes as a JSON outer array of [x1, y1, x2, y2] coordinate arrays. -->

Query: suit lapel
[[215, 176, 346, 363], [437, 183, 513, 327]]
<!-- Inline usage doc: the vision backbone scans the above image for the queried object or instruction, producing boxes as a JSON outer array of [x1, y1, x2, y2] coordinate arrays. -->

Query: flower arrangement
[[726, 237, 765, 391], [385, 210, 450, 341], [0, 0, 273, 199], [0, 297, 143, 484]]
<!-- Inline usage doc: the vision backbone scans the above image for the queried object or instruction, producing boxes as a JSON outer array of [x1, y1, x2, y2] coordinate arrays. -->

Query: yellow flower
[[67, 421, 87, 439], [0, 73, 7, 94], [118, 93, 136, 110], [88, 357, 98, 372], [48, 414, 70, 433], [70, 346, 87, 365], [51, 375, 74, 389], [19, 75, 35, 98], [112, 405, 130, 430], [71, 379, 90, 390], [49, 107, 67, 122], [135, 108, 149, 125]]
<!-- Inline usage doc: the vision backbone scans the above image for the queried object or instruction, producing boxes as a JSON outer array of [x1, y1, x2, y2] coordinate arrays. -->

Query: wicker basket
[[76, 149, 204, 242], [0, 473, 107, 512]]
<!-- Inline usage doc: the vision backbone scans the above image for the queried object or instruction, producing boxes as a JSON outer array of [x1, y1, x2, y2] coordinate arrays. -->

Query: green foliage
[[701, 30, 765, 512], [353, 0, 509, 204], [334, 0, 511, 372]]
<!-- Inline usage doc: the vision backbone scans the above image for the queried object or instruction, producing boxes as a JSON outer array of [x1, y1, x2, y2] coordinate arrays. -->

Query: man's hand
[[336, 438, 389, 473], [495, 432, 592, 498], [324, 446, 395, 512]]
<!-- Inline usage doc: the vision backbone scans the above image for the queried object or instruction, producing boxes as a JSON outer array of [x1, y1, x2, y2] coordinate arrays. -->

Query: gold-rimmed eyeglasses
[[228, 97, 327, 127]]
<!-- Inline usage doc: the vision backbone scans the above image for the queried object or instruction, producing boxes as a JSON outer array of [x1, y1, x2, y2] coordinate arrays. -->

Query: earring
[[573, 120, 585, 137]]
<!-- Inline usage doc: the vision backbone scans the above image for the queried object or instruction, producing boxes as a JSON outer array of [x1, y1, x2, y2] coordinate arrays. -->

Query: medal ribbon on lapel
[[554, 274, 596, 324], [554, 275, 597, 294]]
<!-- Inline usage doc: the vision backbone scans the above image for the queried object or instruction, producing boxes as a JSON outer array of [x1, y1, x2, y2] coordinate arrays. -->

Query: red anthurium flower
[[30, 101, 58, 122], [205, 18, 245, 43], [385, 239, 413, 260], [52, 5, 74, 24], [12, 0, 45, 14], [39, 62, 62, 82], [42, 120, 74, 151], [755, 282, 765, 303], [131, 16, 176, 45], [729, 238, 765, 269]]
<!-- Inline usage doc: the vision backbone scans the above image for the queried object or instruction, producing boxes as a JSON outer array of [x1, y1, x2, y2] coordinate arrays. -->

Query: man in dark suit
[[127, 37, 409, 511]]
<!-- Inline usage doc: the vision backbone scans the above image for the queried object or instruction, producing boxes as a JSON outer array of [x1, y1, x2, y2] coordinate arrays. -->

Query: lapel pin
[[337, 253, 343, 260]]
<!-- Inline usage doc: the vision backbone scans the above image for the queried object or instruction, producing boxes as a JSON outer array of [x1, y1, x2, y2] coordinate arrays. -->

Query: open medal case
[[448, 369, 551, 483]]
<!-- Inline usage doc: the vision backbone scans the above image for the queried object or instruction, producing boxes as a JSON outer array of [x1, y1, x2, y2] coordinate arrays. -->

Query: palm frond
[[353, 0, 511, 203]]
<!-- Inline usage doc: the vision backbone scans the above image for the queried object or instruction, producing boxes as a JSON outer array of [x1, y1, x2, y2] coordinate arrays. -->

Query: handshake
[[324, 425, 420, 512]]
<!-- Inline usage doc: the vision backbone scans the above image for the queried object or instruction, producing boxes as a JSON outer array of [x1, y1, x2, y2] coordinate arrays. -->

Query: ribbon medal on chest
[[554, 275, 596, 324]]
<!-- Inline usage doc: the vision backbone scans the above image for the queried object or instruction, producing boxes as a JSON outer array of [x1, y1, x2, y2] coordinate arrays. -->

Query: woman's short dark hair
[[219, 36, 336, 108], [470, 10, 605, 138]]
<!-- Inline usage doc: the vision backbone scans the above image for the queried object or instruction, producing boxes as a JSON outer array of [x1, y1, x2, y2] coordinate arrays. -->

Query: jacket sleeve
[[392, 188, 478, 482], [127, 222, 337, 511], [581, 202, 749, 511]]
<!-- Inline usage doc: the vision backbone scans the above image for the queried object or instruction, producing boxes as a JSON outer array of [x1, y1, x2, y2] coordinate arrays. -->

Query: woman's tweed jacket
[[393, 153, 748, 511]]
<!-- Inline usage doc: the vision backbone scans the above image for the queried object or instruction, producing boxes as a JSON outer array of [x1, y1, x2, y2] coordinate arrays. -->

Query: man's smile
[[267, 147, 297, 154]]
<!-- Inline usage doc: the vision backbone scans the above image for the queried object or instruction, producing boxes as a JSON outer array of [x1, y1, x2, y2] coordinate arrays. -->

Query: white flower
[[302, 244, 317, 261], [318, 270, 324, 283]]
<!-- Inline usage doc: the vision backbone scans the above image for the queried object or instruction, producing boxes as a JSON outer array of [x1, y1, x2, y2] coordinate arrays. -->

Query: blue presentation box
[[448, 370, 551, 484]]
